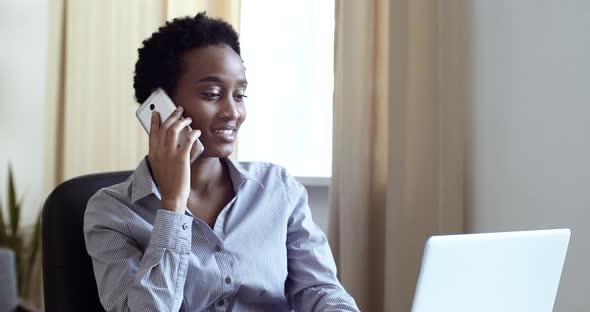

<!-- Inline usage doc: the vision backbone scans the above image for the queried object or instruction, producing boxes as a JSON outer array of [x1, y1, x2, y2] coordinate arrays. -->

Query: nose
[[220, 96, 240, 120]]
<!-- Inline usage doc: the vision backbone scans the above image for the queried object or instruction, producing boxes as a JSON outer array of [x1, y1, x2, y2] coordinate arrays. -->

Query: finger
[[159, 106, 184, 147], [166, 117, 193, 150], [149, 111, 160, 153], [179, 129, 202, 155]]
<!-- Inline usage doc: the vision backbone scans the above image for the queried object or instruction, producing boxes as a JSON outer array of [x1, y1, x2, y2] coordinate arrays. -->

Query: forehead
[[180, 45, 246, 80]]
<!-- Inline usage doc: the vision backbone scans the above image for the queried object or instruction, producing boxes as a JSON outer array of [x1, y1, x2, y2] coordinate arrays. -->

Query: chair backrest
[[42, 171, 132, 312]]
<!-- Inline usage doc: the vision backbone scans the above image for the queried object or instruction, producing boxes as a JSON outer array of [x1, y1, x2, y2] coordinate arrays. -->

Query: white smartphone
[[136, 88, 204, 163]]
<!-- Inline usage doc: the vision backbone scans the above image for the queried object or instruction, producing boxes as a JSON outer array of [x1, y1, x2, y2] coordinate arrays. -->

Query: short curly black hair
[[133, 12, 241, 103]]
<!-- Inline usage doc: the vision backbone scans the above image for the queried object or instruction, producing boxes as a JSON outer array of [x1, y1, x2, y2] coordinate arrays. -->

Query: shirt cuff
[[149, 209, 193, 253]]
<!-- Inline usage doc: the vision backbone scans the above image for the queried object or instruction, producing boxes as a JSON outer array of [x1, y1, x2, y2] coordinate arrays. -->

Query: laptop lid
[[412, 229, 571, 312]]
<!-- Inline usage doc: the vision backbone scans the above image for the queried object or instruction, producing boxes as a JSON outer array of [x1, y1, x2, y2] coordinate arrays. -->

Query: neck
[[189, 157, 226, 195]]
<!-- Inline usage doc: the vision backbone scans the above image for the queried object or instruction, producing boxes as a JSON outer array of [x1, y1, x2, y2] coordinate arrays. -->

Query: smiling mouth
[[212, 129, 235, 135], [211, 129, 237, 142]]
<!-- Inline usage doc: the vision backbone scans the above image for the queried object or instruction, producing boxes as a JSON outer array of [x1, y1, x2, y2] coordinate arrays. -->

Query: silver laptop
[[412, 229, 571, 312]]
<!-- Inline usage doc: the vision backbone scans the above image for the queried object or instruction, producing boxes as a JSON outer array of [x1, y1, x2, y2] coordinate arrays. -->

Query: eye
[[234, 93, 248, 101], [202, 92, 221, 100]]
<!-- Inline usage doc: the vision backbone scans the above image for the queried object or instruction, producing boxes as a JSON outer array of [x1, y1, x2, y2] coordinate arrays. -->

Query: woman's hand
[[147, 106, 201, 214]]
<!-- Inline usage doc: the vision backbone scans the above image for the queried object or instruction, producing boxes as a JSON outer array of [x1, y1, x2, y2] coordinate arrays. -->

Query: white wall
[[468, 1, 590, 311], [0, 0, 48, 226]]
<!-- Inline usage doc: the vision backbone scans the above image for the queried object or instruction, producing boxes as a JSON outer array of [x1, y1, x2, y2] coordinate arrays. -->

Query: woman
[[83, 12, 358, 312]]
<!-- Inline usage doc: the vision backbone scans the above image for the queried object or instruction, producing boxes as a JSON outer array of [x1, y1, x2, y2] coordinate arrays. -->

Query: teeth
[[214, 130, 233, 135]]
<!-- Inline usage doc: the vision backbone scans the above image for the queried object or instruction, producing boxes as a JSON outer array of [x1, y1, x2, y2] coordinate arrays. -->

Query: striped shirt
[[83, 156, 358, 311]]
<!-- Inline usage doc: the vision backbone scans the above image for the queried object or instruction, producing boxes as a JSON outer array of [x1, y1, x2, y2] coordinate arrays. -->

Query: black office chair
[[42, 171, 132, 312]]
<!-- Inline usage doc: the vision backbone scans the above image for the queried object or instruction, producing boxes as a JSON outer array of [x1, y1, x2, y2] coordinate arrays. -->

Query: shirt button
[[214, 244, 222, 252], [182, 223, 189, 230], [225, 276, 232, 284], [217, 299, 225, 306]]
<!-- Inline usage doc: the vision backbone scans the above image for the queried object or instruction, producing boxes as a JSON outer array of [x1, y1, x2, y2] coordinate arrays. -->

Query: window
[[237, 0, 334, 178]]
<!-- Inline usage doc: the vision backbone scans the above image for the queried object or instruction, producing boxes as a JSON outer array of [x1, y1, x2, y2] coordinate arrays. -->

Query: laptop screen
[[412, 229, 570, 312]]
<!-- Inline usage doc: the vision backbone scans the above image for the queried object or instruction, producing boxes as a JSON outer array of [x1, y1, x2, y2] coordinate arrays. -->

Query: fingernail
[[176, 106, 182, 111]]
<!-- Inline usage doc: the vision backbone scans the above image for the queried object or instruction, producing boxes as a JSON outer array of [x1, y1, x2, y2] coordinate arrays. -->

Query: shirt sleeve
[[283, 174, 360, 312], [83, 190, 193, 312]]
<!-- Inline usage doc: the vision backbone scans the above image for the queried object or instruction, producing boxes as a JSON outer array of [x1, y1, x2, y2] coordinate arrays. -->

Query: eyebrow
[[197, 76, 248, 85]]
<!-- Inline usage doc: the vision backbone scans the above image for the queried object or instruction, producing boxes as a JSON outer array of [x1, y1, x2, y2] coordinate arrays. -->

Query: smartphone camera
[[149, 104, 155, 110]]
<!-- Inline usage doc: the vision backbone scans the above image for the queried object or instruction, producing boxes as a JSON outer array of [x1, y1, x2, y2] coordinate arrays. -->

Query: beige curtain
[[329, 0, 470, 311], [36, 0, 240, 308]]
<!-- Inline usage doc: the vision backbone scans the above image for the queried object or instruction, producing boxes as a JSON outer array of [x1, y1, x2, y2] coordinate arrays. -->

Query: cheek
[[183, 109, 209, 129], [239, 106, 247, 123]]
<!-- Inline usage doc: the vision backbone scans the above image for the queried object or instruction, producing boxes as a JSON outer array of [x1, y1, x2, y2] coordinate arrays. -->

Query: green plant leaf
[[14, 234, 24, 295], [2, 164, 42, 298], [8, 165, 20, 238], [0, 194, 6, 245], [23, 212, 42, 298]]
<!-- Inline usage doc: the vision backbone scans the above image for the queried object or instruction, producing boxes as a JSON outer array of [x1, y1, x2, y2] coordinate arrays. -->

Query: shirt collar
[[131, 156, 161, 203], [222, 157, 264, 191], [131, 156, 263, 203]]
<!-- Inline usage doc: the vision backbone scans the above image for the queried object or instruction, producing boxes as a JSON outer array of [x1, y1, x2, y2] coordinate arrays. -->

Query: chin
[[202, 144, 235, 158]]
